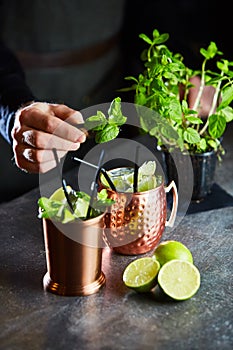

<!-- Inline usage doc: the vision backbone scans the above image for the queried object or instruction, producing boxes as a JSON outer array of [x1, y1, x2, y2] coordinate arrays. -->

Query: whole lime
[[152, 240, 193, 266]]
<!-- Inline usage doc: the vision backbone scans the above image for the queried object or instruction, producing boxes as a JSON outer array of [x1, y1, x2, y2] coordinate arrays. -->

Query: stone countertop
[[1, 122, 233, 350], [0, 187, 233, 350]]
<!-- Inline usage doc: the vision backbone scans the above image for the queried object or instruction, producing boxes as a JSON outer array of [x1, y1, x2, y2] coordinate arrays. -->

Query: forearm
[[0, 41, 35, 144]]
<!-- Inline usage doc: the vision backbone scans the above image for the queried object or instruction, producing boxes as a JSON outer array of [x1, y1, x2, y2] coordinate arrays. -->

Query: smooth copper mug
[[102, 180, 178, 255], [42, 213, 106, 296]]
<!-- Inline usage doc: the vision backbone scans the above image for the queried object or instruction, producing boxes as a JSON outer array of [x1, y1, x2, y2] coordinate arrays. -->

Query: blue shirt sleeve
[[0, 40, 35, 144]]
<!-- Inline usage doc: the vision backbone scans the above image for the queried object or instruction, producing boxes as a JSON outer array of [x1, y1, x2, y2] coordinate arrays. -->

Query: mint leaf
[[97, 189, 108, 201], [38, 187, 115, 222], [84, 111, 107, 131], [218, 85, 233, 109], [186, 116, 203, 124], [89, 189, 115, 213], [183, 128, 201, 144], [95, 124, 119, 143], [139, 33, 153, 45], [108, 97, 127, 126], [109, 113, 127, 126], [200, 41, 218, 59], [208, 114, 226, 138], [38, 197, 66, 220], [166, 98, 182, 123], [218, 106, 233, 122], [199, 138, 207, 151], [207, 139, 218, 150]]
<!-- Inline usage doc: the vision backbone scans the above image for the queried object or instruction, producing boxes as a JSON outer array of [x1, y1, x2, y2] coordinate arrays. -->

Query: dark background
[[0, 0, 232, 202]]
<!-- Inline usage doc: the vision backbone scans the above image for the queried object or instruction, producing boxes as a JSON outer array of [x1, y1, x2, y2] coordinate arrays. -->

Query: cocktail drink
[[42, 213, 105, 296], [38, 187, 112, 296], [99, 161, 178, 255]]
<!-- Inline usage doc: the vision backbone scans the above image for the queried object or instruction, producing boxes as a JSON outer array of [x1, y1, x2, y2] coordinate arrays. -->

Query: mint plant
[[121, 28, 233, 156]]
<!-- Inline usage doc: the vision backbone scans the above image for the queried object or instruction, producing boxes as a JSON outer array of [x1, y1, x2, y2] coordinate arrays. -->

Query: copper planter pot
[[102, 181, 178, 255], [42, 213, 106, 296]]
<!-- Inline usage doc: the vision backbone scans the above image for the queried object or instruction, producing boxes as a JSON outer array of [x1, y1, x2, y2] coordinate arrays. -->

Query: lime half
[[158, 260, 201, 300], [123, 257, 160, 293]]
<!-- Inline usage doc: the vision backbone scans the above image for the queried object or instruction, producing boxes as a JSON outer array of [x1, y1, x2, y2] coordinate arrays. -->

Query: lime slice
[[100, 171, 128, 192], [138, 175, 157, 192], [112, 177, 128, 192], [139, 161, 156, 176], [123, 257, 160, 293], [100, 164, 159, 193], [153, 240, 193, 266], [125, 171, 134, 187], [74, 197, 89, 218], [49, 186, 72, 202], [100, 173, 110, 188], [158, 260, 201, 300], [62, 208, 76, 223]]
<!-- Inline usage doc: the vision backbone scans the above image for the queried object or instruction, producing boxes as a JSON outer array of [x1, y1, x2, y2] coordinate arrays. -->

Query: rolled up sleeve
[[0, 41, 35, 144]]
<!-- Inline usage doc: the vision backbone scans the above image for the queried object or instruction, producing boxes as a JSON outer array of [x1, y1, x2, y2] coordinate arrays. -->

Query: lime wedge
[[138, 175, 157, 192], [123, 257, 160, 293], [100, 163, 159, 192], [139, 161, 156, 176], [153, 240, 193, 266], [100, 173, 110, 188], [125, 171, 134, 187], [100, 171, 128, 192], [62, 208, 76, 223], [112, 177, 128, 192], [50, 186, 72, 202], [74, 197, 89, 218], [158, 260, 201, 300]]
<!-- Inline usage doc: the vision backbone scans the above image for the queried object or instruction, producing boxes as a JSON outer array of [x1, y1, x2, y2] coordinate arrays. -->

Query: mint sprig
[[38, 188, 114, 223], [84, 97, 127, 143]]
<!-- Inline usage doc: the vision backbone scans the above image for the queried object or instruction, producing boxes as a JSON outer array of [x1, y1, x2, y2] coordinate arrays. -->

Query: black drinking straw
[[99, 167, 116, 192], [72, 156, 116, 192], [133, 146, 140, 193], [52, 148, 74, 213], [86, 149, 105, 220]]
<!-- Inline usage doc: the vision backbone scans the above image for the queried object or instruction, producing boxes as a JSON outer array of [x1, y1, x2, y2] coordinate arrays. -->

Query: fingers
[[21, 102, 84, 124], [14, 156, 58, 174], [49, 103, 84, 125], [16, 104, 86, 143], [12, 126, 82, 173], [13, 145, 67, 173], [11, 101, 87, 174], [13, 125, 82, 151]]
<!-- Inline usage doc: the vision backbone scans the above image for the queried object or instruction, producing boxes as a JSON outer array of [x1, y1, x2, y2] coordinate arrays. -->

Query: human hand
[[11, 102, 86, 173]]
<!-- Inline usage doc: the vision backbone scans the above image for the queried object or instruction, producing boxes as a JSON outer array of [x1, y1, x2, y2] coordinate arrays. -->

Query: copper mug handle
[[165, 180, 178, 228]]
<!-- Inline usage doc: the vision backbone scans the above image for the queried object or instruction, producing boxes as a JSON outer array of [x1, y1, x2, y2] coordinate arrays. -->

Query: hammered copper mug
[[101, 175, 178, 255], [42, 213, 106, 296]]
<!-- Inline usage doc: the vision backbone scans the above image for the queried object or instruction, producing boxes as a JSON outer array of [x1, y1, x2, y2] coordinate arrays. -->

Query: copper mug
[[42, 213, 106, 296], [101, 173, 178, 255]]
